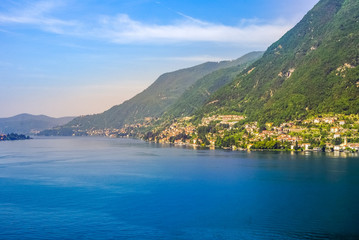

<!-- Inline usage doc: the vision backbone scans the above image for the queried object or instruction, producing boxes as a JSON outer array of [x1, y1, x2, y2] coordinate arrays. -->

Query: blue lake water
[[0, 137, 358, 239]]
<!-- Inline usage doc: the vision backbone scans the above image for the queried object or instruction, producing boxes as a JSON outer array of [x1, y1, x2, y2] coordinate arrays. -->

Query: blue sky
[[0, 0, 319, 118]]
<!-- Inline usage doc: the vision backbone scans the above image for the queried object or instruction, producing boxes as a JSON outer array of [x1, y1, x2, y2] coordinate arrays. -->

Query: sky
[[0, 0, 319, 118]]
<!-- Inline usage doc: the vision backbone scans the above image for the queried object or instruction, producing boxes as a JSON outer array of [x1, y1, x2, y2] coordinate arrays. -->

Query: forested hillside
[[165, 52, 263, 118]]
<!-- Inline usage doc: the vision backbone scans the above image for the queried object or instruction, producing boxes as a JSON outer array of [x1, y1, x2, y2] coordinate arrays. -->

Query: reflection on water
[[0, 137, 358, 240]]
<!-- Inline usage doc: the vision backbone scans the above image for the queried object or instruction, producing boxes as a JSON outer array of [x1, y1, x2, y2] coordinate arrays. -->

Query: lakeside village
[[77, 113, 359, 153]]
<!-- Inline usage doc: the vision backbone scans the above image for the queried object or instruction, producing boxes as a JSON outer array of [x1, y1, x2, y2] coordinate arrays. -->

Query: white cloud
[[0, 1, 294, 47], [95, 14, 293, 47], [0, 1, 77, 34]]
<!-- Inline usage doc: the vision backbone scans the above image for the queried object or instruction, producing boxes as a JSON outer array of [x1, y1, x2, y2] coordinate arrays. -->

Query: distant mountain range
[[40, 0, 358, 136], [0, 114, 75, 135]]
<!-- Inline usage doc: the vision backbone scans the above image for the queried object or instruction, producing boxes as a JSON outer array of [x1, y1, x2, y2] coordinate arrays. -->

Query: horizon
[[1, 0, 319, 118]]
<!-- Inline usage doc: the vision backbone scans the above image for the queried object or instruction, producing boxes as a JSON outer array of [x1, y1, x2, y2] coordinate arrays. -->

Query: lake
[[0, 137, 358, 239]]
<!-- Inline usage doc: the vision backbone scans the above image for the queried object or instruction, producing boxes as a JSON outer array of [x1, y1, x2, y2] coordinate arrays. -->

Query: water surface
[[0, 137, 358, 239]]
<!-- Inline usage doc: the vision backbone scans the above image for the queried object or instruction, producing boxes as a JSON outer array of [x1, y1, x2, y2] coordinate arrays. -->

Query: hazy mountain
[[44, 53, 261, 135], [0, 114, 75, 135], [197, 0, 359, 124]]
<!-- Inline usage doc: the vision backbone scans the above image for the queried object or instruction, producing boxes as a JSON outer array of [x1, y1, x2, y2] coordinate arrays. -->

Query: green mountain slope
[[44, 55, 258, 135], [198, 0, 359, 125], [165, 51, 263, 118], [0, 114, 75, 134]]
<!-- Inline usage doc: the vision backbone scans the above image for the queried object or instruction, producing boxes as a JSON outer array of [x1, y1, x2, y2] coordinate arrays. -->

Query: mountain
[[164, 51, 263, 118], [41, 0, 359, 137], [0, 114, 75, 135], [44, 53, 261, 135], [196, 0, 359, 125]]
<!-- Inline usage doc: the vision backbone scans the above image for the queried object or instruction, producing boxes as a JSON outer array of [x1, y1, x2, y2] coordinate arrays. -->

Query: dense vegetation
[[196, 0, 359, 125], [0, 133, 31, 141], [165, 52, 263, 118]]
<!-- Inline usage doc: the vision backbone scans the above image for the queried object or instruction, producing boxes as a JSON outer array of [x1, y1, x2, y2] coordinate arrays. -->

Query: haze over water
[[0, 137, 358, 239]]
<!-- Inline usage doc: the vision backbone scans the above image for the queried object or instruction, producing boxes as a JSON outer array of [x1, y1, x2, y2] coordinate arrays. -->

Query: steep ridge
[[198, 0, 359, 125], [165, 52, 263, 118]]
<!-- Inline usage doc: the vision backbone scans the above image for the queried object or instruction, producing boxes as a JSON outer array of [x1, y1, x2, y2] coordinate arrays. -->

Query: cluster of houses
[[86, 128, 121, 138], [85, 118, 158, 137], [201, 115, 245, 127], [157, 122, 195, 145], [73, 114, 359, 153], [325, 138, 359, 152], [302, 115, 351, 127], [151, 114, 359, 152]]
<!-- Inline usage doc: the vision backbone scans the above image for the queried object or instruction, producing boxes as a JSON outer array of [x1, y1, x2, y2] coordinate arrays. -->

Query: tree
[[332, 137, 342, 145]]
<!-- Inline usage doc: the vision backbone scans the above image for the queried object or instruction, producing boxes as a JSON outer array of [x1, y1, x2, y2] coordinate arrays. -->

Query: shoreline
[[143, 138, 358, 154], [34, 135, 359, 155]]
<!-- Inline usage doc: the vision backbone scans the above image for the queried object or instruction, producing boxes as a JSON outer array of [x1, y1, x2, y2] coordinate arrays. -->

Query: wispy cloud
[[95, 14, 293, 47], [0, 1, 294, 47], [0, 1, 77, 34]]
